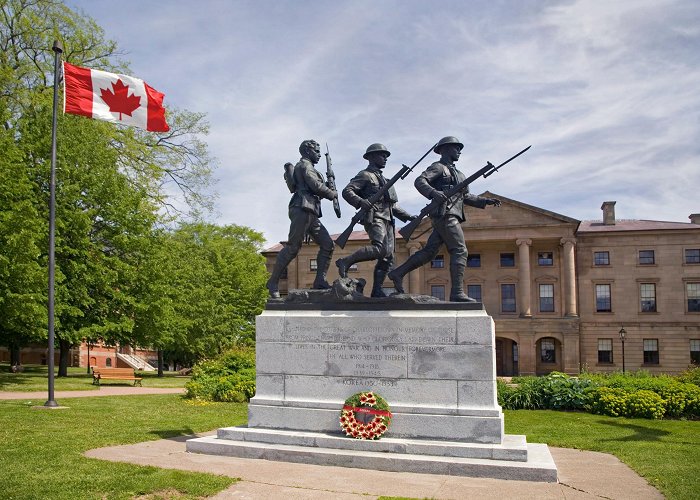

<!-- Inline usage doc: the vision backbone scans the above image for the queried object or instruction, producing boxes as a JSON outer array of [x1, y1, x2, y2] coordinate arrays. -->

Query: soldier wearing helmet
[[266, 139, 338, 299], [336, 143, 416, 297], [388, 136, 501, 302]]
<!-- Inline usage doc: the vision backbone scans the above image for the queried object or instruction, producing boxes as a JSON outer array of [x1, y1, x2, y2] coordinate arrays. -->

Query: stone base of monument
[[186, 300, 558, 482]]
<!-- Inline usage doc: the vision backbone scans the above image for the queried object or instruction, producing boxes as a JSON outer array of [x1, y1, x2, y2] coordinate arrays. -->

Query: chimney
[[690, 214, 700, 225], [601, 201, 616, 225]]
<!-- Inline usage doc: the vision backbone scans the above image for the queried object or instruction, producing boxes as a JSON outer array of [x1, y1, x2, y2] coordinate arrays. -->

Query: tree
[[132, 223, 268, 369], [1, 0, 216, 373], [0, 97, 46, 366]]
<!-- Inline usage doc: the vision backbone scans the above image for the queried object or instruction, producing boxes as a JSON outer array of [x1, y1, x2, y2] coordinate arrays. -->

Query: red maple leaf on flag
[[99, 79, 141, 120]]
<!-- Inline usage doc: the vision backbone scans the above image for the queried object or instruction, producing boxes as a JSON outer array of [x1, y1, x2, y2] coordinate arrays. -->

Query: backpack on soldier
[[283, 162, 296, 193]]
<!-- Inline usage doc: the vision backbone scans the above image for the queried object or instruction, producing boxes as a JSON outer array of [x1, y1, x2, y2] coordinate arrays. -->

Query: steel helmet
[[433, 136, 464, 154], [363, 143, 391, 159]]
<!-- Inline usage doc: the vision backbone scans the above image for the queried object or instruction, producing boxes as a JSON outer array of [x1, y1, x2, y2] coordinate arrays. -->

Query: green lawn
[[0, 394, 244, 499], [0, 364, 190, 391], [505, 410, 700, 500]]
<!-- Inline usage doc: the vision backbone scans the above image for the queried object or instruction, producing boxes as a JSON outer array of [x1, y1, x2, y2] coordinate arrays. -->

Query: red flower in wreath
[[340, 391, 392, 440]]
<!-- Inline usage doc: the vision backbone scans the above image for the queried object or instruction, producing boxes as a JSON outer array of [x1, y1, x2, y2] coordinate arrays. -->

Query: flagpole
[[44, 40, 63, 408]]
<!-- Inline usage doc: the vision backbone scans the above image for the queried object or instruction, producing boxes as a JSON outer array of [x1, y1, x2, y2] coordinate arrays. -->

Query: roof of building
[[578, 219, 700, 233]]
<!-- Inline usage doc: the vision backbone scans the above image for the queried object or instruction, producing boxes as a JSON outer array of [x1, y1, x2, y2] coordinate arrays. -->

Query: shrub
[[657, 382, 700, 418], [541, 372, 595, 410], [677, 366, 700, 387], [185, 347, 256, 402], [587, 387, 665, 419], [587, 387, 628, 417], [625, 390, 666, 419]]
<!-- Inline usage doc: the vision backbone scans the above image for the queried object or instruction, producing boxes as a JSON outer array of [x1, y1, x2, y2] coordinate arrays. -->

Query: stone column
[[560, 237, 578, 317], [406, 242, 422, 294], [518, 332, 536, 376], [516, 239, 532, 318]]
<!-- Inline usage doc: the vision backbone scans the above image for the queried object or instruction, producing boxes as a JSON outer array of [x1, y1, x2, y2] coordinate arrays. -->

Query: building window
[[501, 284, 516, 312], [686, 249, 700, 264], [539, 284, 554, 312], [430, 285, 445, 301], [691, 340, 700, 365], [594, 251, 610, 266], [540, 338, 556, 363], [467, 284, 482, 302], [688, 283, 700, 312], [431, 255, 445, 268], [500, 253, 515, 267], [640, 283, 657, 312], [538, 252, 553, 266], [643, 339, 659, 364], [595, 284, 612, 312], [638, 250, 655, 265], [310, 259, 317, 271], [467, 254, 481, 268], [598, 339, 613, 363], [106, 358, 112, 367]]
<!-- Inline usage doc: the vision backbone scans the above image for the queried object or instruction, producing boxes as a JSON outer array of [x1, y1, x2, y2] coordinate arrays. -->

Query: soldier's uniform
[[337, 144, 413, 297], [388, 137, 495, 302], [267, 141, 336, 298]]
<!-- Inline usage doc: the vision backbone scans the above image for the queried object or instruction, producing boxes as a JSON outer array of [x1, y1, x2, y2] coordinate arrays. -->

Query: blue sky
[[68, 0, 700, 245]]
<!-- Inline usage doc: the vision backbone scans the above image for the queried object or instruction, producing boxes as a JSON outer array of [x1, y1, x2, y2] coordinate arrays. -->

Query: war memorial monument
[[187, 138, 557, 481]]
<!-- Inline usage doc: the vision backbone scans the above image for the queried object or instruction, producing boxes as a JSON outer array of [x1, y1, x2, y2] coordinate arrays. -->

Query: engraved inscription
[[284, 325, 455, 344]]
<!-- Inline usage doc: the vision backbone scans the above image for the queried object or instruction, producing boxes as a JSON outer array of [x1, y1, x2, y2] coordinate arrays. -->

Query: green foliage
[[500, 371, 700, 419], [677, 366, 700, 387], [499, 372, 594, 410], [185, 348, 256, 402]]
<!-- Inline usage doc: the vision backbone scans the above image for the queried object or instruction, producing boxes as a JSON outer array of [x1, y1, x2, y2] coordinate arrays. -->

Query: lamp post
[[619, 327, 627, 374]]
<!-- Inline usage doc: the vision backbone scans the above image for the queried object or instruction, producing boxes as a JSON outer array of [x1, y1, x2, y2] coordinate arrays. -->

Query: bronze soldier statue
[[388, 136, 501, 302], [335, 143, 415, 297], [266, 139, 338, 299]]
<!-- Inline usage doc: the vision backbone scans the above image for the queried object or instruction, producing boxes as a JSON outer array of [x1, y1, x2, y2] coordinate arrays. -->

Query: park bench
[[92, 367, 142, 386]]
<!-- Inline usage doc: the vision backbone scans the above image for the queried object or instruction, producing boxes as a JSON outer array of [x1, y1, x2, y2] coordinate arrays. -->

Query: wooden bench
[[92, 367, 142, 386]]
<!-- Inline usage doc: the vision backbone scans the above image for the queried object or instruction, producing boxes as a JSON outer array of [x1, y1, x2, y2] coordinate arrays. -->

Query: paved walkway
[[85, 433, 664, 500], [0, 387, 185, 400]]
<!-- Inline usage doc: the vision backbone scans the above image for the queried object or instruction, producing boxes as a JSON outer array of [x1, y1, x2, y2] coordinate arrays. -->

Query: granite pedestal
[[187, 301, 557, 482]]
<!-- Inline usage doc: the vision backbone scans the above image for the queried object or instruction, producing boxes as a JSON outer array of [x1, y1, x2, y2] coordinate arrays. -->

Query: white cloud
[[69, 0, 700, 243]]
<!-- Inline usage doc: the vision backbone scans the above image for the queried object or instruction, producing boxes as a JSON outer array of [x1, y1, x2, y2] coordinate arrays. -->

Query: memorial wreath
[[339, 391, 392, 440]]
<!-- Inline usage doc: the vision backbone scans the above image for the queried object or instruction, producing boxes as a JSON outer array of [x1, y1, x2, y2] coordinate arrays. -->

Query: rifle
[[335, 142, 437, 249], [398, 145, 531, 242], [325, 143, 342, 218]]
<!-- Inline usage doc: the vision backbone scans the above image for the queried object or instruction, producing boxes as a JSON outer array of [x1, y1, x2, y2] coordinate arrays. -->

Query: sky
[[67, 0, 700, 246]]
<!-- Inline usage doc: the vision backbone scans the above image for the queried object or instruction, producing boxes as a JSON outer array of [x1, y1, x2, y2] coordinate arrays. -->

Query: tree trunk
[[9, 342, 21, 367], [58, 338, 71, 377], [157, 349, 164, 377]]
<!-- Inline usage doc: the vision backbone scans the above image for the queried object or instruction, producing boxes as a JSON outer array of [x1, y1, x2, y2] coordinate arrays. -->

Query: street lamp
[[619, 327, 627, 374]]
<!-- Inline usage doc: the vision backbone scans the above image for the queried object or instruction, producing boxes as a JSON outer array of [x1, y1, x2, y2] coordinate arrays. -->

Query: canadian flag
[[63, 62, 169, 132]]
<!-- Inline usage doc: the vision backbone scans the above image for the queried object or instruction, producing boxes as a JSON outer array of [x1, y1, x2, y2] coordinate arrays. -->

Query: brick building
[[263, 194, 700, 376]]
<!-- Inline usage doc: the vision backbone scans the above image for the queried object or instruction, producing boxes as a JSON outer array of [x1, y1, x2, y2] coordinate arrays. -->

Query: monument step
[[216, 426, 528, 461], [186, 434, 558, 482]]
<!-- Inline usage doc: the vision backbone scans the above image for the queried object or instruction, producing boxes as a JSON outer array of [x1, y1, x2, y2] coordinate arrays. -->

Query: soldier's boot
[[371, 268, 389, 298], [449, 262, 475, 302], [266, 248, 294, 299], [387, 252, 424, 295], [313, 253, 333, 289], [336, 247, 376, 278]]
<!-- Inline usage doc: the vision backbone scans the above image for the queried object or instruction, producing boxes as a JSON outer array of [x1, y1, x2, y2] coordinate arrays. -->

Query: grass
[[0, 364, 189, 392], [504, 409, 700, 500], [0, 394, 245, 499]]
